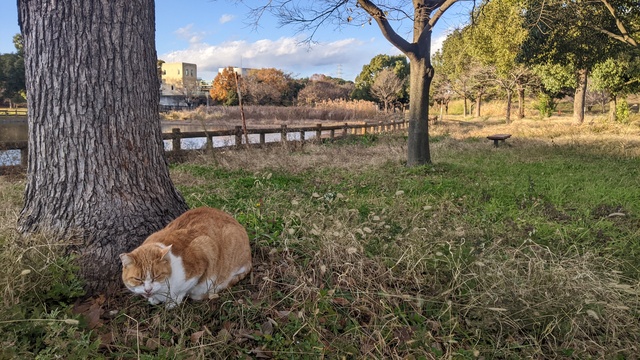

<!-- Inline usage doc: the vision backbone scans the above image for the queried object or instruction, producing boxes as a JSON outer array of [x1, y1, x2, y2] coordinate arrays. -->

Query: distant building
[[160, 62, 207, 107], [218, 67, 252, 77]]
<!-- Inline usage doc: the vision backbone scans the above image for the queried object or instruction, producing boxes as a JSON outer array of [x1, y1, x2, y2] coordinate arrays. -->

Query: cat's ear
[[119, 253, 133, 267], [160, 245, 172, 260]]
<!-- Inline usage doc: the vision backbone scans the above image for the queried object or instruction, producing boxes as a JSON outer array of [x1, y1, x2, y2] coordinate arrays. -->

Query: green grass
[[2, 117, 640, 358]]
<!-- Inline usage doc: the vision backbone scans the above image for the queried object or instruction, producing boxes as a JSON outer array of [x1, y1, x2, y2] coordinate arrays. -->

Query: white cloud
[[219, 14, 235, 24], [431, 33, 448, 56], [174, 24, 205, 44], [174, 24, 194, 38], [160, 36, 386, 81]]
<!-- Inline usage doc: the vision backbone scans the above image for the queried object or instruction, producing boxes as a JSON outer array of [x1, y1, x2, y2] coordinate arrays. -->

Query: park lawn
[[1, 116, 640, 359]]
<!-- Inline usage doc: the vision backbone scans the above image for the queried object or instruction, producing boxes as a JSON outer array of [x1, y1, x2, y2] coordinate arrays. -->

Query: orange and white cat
[[119, 207, 251, 309]]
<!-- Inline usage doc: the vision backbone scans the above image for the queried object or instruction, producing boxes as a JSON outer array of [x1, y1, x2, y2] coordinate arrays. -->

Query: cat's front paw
[[148, 296, 163, 305], [165, 300, 178, 310]]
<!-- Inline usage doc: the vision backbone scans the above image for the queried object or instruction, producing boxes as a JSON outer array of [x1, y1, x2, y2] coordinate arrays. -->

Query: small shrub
[[616, 100, 631, 124], [536, 92, 557, 118]]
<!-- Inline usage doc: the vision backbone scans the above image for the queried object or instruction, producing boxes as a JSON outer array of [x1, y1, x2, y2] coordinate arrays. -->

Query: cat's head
[[119, 244, 172, 298]]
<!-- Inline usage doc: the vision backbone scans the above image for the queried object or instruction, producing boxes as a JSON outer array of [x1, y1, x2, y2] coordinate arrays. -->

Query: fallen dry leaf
[[332, 297, 350, 306], [72, 295, 105, 329], [190, 330, 205, 344], [145, 338, 161, 350]]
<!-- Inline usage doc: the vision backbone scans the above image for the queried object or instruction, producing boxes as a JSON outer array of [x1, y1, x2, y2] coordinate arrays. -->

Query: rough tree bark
[[573, 68, 588, 123], [407, 56, 433, 165], [18, 0, 189, 295]]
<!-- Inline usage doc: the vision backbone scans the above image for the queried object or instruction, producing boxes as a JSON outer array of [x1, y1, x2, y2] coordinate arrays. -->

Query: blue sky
[[0, 0, 472, 82]]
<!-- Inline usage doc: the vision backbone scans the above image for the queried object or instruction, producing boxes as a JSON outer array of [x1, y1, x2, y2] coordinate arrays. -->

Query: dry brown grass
[[183, 138, 406, 176], [161, 102, 389, 129], [429, 116, 640, 158]]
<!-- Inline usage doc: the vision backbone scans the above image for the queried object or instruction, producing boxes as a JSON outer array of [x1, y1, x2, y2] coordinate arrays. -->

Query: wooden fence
[[0, 119, 406, 172], [0, 109, 28, 116], [162, 120, 406, 152]]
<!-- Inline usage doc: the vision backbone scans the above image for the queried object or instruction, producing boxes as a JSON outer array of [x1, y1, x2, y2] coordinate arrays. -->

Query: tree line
[[433, 0, 639, 123], [0, 34, 25, 108], [176, 60, 409, 111]]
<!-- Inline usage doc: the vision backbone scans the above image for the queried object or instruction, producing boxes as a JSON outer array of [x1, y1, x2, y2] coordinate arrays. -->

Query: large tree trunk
[[18, 0, 189, 295], [407, 56, 433, 166], [360, 0, 433, 165], [573, 68, 588, 123], [404, 1, 434, 166]]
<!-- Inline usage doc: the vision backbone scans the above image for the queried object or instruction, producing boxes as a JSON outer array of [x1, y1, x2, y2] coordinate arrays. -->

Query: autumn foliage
[[210, 67, 239, 105], [244, 68, 291, 105]]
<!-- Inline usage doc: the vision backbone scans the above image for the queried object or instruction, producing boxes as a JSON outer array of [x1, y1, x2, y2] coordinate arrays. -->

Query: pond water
[[0, 118, 319, 166]]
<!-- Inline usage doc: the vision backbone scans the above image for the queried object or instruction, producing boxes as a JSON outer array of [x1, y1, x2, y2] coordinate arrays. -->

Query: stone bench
[[487, 134, 511, 147]]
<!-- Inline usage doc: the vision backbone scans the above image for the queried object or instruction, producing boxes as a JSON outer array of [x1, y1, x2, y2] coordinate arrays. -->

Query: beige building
[[160, 62, 202, 107]]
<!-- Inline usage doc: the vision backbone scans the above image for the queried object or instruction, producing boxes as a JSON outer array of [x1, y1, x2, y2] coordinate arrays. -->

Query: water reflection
[[0, 117, 28, 167]]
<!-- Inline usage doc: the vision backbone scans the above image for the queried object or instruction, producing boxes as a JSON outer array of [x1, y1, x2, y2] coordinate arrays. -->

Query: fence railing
[[0, 119, 406, 172], [162, 120, 406, 152], [0, 109, 28, 116]]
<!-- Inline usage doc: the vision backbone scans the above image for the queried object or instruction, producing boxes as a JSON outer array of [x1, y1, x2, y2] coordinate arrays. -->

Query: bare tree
[[297, 77, 353, 105], [18, 0, 189, 295], [490, 65, 532, 123], [227, 0, 467, 165], [371, 68, 405, 112], [430, 71, 452, 120], [166, 78, 202, 107]]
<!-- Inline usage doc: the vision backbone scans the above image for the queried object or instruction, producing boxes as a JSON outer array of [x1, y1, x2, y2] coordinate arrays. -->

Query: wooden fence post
[[343, 123, 348, 137], [205, 133, 213, 150], [299, 130, 305, 144], [330, 128, 335, 141], [260, 132, 266, 145], [172, 128, 181, 152], [281, 125, 288, 147], [235, 126, 243, 148], [21, 147, 28, 167], [316, 124, 322, 143]]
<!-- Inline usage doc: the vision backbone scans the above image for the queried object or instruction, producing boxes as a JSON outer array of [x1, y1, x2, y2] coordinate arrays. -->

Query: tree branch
[[592, 25, 638, 47], [428, 0, 460, 28], [357, 0, 415, 54], [596, 0, 638, 47], [410, 0, 460, 49]]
